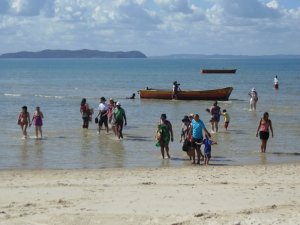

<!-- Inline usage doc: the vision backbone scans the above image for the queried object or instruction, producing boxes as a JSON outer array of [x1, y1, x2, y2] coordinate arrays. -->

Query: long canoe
[[139, 87, 233, 100], [201, 69, 237, 74]]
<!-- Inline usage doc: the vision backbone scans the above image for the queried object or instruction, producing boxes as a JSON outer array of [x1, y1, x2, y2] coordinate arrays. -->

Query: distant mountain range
[[0, 49, 147, 58]]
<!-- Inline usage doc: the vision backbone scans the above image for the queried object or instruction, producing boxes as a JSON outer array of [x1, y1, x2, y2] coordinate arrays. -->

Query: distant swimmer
[[248, 88, 258, 111], [274, 75, 279, 89], [126, 93, 136, 99]]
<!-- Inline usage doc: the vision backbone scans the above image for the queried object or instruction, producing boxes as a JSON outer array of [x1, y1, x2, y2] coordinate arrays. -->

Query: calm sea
[[0, 57, 300, 169]]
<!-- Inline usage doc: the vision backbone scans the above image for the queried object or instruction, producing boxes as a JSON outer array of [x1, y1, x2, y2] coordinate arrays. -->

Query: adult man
[[96, 97, 109, 134], [113, 102, 127, 139], [209, 101, 221, 133], [190, 114, 211, 164], [274, 75, 279, 89], [172, 81, 181, 99]]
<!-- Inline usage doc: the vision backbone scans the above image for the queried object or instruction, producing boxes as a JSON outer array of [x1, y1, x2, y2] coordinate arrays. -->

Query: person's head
[[194, 114, 200, 121], [251, 88, 256, 92], [213, 101, 218, 106], [100, 97, 106, 103], [223, 109, 227, 113], [263, 112, 269, 119], [173, 81, 177, 85], [189, 114, 194, 121], [161, 113, 167, 121], [22, 106, 27, 112], [36, 106, 40, 111], [132, 93, 135, 96], [116, 102, 121, 108], [81, 98, 86, 106], [182, 115, 189, 124], [109, 98, 114, 104]]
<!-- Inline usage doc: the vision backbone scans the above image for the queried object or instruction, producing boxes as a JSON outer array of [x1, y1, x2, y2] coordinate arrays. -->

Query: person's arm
[[204, 127, 211, 138], [28, 112, 31, 126], [123, 111, 127, 125], [256, 119, 262, 137], [40, 112, 44, 119], [169, 122, 174, 142], [269, 120, 274, 137]]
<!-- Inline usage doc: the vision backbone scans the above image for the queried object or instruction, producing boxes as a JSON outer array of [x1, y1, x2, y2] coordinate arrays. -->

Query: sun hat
[[251, 88, 256, 92], [182, 115, 189, 122], [116, 102, 121, 106]]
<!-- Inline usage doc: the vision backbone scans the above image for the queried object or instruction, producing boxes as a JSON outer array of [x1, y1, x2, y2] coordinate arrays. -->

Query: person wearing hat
[[113, 102, 127, 139], [248, 88, 258, 111], [158, 113, 173, 158], [96, 97, 109, 134], [180, 115, 193, 159], [172, 81, 181, 100]]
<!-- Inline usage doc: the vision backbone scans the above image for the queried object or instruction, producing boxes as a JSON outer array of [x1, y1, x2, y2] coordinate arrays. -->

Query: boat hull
[[201, 69, 236, 74], [139, 87, 233, 100]]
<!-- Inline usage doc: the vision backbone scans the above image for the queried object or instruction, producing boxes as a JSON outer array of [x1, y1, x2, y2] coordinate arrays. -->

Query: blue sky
[[0, 0, 300, 56]]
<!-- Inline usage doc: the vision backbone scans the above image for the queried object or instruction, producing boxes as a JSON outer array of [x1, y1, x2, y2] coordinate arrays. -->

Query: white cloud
[[0, 0, 300, 55]]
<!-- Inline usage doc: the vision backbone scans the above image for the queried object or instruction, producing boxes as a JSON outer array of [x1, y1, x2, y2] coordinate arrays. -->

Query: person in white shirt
[[96, 97, 109, 134], [274, 75, 279, 89], [248, 88, 258, 111]]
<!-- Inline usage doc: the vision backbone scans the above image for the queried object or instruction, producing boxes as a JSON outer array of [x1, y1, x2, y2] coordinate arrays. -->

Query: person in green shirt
[[113, 102, 127, 139], [158, 114, 173, 159]]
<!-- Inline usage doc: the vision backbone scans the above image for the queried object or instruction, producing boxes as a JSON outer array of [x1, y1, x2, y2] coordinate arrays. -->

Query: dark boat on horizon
[[201, 69, 237, 74]]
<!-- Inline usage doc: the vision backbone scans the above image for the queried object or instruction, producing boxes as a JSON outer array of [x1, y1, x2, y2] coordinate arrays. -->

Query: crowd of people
[[17, 76, 277, 164]]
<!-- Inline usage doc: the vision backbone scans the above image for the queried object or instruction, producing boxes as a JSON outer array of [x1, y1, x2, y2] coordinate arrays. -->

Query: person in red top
[[80, 98, 93, 129], [256, 112, 274, 153], [17, 105, 31, 139]]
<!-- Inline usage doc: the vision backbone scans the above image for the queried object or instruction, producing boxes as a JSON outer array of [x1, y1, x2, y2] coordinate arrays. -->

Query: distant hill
[[0, 49, 147, 58]]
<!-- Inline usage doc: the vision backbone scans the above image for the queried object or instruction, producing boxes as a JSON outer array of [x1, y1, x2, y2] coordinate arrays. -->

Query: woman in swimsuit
[[256, 112, 274, 153], [18, 106, 31, 139], [32, 106, 44, 139]]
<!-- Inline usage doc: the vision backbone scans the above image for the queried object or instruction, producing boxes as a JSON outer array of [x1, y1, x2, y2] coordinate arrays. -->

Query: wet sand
[[0, 163, 299, 225]]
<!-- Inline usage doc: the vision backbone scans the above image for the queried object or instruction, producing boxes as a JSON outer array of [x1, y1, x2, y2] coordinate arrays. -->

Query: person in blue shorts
[[190, 114, 211, 164], [202, 134, 217, 165]]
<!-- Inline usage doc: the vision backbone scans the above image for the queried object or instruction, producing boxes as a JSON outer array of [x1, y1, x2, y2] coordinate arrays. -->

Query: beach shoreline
[[0, 163, 299, 225]]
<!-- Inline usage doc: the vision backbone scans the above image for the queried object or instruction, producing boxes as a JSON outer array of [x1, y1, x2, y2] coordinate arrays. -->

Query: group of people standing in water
[[17, 105, 44, 139], [80, 97, 127, 140]]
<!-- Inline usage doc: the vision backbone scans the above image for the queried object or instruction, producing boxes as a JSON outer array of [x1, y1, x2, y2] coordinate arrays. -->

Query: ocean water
[[0, 57, 300, 169]]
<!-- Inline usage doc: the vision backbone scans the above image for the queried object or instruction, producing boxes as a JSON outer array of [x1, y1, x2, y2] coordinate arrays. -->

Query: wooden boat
[[201, 69, 237, 74], [139, 87, 233, 100]]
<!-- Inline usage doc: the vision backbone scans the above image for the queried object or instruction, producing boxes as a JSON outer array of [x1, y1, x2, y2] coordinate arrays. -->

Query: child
[[222, 109, 230, 131], [202, 134, 217, 166], [32, 106, 44, 139]]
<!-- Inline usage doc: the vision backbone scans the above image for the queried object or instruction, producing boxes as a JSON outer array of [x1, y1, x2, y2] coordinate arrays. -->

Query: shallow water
[[0, 58, 300, 169]]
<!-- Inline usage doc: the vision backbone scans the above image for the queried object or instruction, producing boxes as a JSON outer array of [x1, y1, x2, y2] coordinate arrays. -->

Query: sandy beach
[[0, 163, 299, 225]]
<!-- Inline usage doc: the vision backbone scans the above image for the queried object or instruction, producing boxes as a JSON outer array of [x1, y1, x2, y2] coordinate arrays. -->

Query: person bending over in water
[[32, 106, 44, 139], [256, 112, 273, 153], [18, 106, 31, 139], [126, 93, 136, 99]]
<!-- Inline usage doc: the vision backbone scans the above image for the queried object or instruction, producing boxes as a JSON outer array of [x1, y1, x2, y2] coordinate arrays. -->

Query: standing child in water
[[202, 134, 217, 166], [32, 106, 44, 139], [222, 109, 230, 131]]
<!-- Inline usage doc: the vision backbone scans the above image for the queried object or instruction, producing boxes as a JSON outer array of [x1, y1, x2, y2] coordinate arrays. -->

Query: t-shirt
[[203, 139, 212, 154], [98, 103, 108, 112], [192, 119, 206, 139], [113, 107, 125, 122], [223, 112, 230, 122]]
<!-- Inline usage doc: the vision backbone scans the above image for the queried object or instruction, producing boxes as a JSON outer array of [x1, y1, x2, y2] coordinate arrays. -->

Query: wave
[[35, 94, 65, 99], [4, 93, 21, 97]]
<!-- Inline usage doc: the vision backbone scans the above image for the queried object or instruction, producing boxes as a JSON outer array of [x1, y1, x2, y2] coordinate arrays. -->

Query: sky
[[0, 0, 300, 56]]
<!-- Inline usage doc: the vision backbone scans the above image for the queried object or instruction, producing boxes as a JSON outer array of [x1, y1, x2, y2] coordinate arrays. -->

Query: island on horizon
[[0, 49, 147, 58]]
